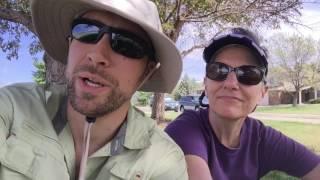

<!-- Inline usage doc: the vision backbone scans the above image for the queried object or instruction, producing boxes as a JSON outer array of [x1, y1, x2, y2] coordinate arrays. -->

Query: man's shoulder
[[1, 82, 44, 95]]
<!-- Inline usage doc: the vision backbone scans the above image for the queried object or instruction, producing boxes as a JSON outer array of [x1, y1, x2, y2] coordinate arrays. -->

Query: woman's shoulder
[[166, 109, 208, 129]]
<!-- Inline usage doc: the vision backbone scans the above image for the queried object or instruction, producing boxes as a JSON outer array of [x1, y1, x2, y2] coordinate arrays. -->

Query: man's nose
[[86, 34, 112, 67]]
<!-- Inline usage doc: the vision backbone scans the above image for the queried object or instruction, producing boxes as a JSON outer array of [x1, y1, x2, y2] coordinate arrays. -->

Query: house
[[267, 83, 320, 105]]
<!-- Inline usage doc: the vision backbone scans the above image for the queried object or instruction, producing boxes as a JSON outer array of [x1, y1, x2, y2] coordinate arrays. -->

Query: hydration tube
[[78, 116, 96, 180]]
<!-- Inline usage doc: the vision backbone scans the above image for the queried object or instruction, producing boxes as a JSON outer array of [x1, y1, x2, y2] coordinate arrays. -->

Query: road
[[137, 106, 320, 124]]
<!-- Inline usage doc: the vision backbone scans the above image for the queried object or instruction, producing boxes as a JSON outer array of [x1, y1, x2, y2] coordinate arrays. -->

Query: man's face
[[66, 10, 150, 117]]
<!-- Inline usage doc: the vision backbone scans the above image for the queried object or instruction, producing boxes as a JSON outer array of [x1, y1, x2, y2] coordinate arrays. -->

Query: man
[[0, 0, 187, 179]]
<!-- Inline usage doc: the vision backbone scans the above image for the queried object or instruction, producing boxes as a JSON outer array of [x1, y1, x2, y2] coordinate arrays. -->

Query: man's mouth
[[83, 77, 105, 88]]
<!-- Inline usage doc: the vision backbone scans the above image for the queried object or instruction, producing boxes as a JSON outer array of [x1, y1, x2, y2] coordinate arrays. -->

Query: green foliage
[[0, 0, 40, 60], [32, 60, 46, 85], [173, 74, 200, 100], [308, 98, 320, 104], [152, 0, 302, 40], [135, 92, 152, 106]]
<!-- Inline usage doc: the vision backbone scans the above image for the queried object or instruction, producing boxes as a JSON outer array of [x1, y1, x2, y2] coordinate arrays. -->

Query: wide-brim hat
[[31, 0, 182, 93], [203, 28, 268, 75]]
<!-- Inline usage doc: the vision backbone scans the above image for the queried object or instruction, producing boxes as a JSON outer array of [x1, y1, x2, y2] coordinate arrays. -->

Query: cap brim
[[203, 36, 268, 68]]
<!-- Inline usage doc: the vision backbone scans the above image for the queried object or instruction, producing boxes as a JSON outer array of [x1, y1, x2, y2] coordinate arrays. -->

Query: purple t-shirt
[[165, 109, 320, 179]]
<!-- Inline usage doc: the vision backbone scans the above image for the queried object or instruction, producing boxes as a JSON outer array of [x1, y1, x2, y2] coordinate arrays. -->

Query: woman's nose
[[223, 71, 239, 90]]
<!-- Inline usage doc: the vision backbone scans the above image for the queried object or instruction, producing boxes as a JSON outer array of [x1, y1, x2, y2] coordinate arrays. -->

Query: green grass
[[256, 104, 320, 114], [261, 171, 299, 180], [262, 120, 320, 153]]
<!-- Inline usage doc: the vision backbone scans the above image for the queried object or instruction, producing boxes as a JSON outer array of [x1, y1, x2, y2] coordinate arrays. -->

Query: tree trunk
[[151, 93, 165, 124], [44, 53, 66, 86], [292, 91, 298, 107]]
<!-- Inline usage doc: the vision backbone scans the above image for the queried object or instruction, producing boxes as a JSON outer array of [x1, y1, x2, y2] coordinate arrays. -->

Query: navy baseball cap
[[203, 28, 268, 75]]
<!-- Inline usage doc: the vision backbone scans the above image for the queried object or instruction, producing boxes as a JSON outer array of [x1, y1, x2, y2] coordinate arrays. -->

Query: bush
[[308, 98, 320, 104]]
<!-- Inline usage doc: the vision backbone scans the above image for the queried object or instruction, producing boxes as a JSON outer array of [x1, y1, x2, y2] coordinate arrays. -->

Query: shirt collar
[[92, 105, 155, 157]]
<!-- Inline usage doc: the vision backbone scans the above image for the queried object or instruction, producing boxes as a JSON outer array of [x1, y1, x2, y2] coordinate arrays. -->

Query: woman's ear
[[203, 77, 208, 96], [261, 84, 268, 99]]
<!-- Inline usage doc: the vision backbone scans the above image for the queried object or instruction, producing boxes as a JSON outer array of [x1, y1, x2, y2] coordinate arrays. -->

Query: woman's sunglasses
[[70, 18, 155, 60], [206, 62, 266, 85]]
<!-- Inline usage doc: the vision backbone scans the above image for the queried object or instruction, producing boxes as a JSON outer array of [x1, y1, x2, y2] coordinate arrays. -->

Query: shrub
[[308, 98, 320, 104]]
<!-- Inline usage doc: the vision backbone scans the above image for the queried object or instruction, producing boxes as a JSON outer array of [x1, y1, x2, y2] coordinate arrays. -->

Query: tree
[[33, 60, 46, 85], [1, 0, 306, 123], [269, 33, 316, 106], [150, 0, 303, 123], [173, 74, 200, 100], [0, 0, 66, 86]]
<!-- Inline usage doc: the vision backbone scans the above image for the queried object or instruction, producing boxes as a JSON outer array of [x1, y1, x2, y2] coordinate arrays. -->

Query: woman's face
[[204, 45, 267, 120]]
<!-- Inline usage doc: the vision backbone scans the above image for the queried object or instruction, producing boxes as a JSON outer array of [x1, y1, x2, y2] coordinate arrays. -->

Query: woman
[[165, 27, 320, 180]]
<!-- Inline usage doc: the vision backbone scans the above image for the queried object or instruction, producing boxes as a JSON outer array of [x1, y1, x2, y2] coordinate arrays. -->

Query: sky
[[1, 2, 320, 87]]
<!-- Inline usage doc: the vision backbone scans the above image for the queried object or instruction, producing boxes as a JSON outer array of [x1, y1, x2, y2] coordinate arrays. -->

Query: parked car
[[178, 95, 200, 112], [150, 96, 179, 112], [164, 97, 179, 112], [178, 95, 209, 112]]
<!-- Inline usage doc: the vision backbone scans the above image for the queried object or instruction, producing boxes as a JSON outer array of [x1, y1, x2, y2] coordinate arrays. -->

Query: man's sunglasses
[[206, 62, 266, 85], [70, 18, 155, 60]]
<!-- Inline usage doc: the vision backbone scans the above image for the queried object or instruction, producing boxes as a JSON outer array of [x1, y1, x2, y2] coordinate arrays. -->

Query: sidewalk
[[249, 112, 320, 124]]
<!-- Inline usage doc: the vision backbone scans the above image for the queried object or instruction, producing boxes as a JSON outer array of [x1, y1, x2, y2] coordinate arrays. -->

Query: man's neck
[[67, 100, 130, 156], [208, 111, 246, 149]]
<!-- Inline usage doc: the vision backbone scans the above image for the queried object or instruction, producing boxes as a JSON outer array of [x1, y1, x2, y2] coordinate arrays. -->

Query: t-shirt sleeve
[[259, 125, 320, 177], [165, 110, 209, 162]]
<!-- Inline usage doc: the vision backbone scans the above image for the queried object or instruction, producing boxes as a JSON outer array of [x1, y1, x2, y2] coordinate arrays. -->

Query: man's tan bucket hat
[[31, 0, 182, 93]]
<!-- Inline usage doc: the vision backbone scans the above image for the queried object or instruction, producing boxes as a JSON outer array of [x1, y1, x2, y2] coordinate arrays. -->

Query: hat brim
[[203, 36, 268, 69], [31, 0, 182, 93]]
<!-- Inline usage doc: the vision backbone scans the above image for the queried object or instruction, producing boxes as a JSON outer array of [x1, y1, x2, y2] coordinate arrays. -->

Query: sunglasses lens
[[111, 33, 146, 59], [206, 63, 229, 81], [71, 19, 153, 60], [237, 66, 264, 85], [72, 24, 100, 43], [206, 62, 264, 85]]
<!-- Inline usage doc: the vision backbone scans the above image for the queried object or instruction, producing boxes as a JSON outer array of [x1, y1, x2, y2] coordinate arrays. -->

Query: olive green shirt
[[0, 83, 187, 180]]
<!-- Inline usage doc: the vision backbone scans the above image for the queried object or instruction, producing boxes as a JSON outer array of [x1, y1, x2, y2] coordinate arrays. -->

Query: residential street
[[138, 106, 320, 124]]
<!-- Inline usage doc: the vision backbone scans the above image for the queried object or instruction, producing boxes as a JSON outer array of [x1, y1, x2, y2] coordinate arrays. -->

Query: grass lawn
[[262, 120, 320, 153], [256, 104, 320, 114]]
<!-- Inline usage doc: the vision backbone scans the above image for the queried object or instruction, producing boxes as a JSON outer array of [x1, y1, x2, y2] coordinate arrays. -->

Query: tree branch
[[0, 7, 34, 33], [181, 44, 205, 58]]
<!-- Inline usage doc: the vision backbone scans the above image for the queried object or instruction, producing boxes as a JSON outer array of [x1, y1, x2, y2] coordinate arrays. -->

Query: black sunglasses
[[206, 62, 266, 85], [70, 18, 155, 60]]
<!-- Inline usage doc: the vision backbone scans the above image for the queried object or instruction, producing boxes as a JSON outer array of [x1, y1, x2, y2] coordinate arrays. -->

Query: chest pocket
[[0, 135, 70, 180], [0, 135, 36, 179], [95, 154, 152, 180]]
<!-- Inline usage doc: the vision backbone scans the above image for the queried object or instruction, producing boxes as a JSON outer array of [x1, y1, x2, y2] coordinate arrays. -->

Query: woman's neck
[[208, 111, 246, 149]]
